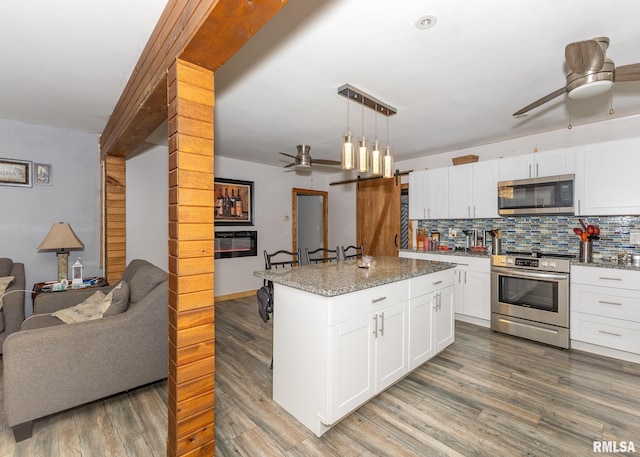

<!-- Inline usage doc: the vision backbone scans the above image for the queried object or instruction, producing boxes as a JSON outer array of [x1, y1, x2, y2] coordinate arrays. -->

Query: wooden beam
[[100, 0, 288, 160], [102, 155, 126, 283], [167, 58, 215, 457]]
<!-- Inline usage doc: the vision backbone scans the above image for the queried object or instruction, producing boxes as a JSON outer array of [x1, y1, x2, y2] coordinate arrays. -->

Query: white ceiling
[[2, 0, 640, 173]]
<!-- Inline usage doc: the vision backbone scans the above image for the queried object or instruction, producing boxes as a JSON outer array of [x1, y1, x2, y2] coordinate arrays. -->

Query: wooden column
[[167, 58, 215, 457], [103, 155, 126, 283]]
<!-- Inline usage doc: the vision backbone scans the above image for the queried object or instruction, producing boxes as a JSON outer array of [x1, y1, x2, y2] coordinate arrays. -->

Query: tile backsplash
[[416, 215, 640, 260]]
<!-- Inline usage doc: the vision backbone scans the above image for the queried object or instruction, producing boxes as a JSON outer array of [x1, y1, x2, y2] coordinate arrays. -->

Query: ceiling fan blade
[[615, 63, 640, 82], [312, 159, 342, 166], [512, 87, 567, 117], [565, 39, 605, 73], [284, 162, 296, 168], [279, 152, 297, 159]]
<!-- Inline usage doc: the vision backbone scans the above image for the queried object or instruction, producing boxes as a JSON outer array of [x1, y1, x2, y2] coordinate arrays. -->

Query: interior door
[[356, 177, 401, 256]]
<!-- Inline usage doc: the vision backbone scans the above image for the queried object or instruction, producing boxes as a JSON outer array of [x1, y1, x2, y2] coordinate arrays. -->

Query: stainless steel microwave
[[497, 174, 574, 216]]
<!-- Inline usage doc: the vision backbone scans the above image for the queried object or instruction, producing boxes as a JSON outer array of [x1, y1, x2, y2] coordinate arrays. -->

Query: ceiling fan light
[[342, 133, 355, 170], [568, 79, 613, 99], [370, 140, 382, 175], [357, 137, 369, 173], [382, 146, 394, 179]]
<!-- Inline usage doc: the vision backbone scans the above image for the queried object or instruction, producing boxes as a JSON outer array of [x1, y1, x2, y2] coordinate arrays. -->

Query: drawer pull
[[598, 330, 622, 337], [598, 300, 622, 306], [371, 296, 387, 303], [372, 315, 378, 337], [432, 280, 443, 286], [598, 276, 623, 281]]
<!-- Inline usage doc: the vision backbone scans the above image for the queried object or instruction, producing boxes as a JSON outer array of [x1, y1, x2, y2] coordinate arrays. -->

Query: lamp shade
[[38, 222, 84, 251]]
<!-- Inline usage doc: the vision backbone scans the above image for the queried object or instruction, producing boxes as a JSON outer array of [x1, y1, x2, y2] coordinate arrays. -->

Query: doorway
[[292, 188, 328, 264]]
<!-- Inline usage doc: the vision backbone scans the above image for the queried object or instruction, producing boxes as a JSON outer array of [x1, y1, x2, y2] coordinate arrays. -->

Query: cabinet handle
[[464, 271, 467, 284], [536, 163, 539, 177], [433, 280, 443, 286], [598, 277, 623, 281], [473, 206, 476, 218], [578, 200, 581, 214], [428, 208, 431, 219], [379, 312, 385, 336], [598, 330, 622, 337], [528, 164, 532, 178], [373, 314, 378, 337], [371, 296, 387, 303], [438, 292, 442, 311], [598, 300, 622, 306]]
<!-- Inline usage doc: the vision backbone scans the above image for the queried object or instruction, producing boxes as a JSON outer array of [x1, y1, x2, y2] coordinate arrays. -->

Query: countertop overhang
[[254, 256, 456, 297]]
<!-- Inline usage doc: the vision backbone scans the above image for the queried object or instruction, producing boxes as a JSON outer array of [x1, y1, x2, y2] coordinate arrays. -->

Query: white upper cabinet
[[498, 148, 576, 181], [408, 168, 448, 220], [448, 160, 498, 219], [576, 139, 640, 216]]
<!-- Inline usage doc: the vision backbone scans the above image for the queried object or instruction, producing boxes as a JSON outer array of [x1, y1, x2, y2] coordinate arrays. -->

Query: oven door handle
[[491, 266, 568, 281]]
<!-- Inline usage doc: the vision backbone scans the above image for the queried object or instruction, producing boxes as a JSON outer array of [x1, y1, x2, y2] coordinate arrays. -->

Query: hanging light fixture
[[357, 98, 369, 173], [337, 84, 396, 176], [370, 104, 382, 176], [383, 115, 394, 178], [341, 93, 355, 170]]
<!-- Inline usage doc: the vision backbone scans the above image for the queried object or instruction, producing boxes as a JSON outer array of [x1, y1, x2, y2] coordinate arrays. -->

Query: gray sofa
[[0, 258, 26, 353], [2, 259, 168, 441]]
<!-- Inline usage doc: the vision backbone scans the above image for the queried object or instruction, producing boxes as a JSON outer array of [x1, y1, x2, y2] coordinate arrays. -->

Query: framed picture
[[0, 158, 32, 187], [214, 178, 254, 226], [35, 163, 52, 185]]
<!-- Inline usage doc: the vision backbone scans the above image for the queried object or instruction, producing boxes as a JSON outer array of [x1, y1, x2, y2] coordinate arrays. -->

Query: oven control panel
[[491, 255, 571, 273]]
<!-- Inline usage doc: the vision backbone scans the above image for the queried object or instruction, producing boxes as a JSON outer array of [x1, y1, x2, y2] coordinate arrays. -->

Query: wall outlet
[[449, 228, 457, 237], [630, 232, 640, 245]]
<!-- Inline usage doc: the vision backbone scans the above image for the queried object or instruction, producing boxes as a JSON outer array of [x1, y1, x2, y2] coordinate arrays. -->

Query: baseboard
[[570, 340, 640, 364], [455, 314, 490, 328], [215, 290, 257, 302]]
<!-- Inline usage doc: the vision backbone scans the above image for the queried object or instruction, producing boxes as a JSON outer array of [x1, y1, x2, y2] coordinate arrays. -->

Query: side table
[[32, 277, 109, 303]]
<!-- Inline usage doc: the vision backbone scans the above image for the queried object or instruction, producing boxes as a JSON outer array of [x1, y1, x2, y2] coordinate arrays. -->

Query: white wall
[[0, 118, 101, 314], [126, 143, 169, 271]]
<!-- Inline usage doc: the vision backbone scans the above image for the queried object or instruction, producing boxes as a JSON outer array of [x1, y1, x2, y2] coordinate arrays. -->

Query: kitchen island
[[254, 256, 456, 436]]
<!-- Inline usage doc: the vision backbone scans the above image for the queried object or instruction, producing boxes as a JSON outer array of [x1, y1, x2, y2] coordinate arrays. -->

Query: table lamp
[[37, 222, 84, 281]]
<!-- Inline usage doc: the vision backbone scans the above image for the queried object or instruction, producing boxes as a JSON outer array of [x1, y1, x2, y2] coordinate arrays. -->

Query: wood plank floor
[[2, 295, 639, 456]]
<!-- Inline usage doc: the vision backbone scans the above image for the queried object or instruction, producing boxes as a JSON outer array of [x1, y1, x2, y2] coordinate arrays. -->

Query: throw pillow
[[52, 290, 106, 324], [0, 276, 16, 310], [103, 281, 130, 317], [0, 258, 13, 277]]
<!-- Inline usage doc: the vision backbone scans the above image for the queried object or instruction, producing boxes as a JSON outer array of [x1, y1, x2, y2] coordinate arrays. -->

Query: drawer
[[571, 265, 640, 290], [409, 268, 455, 297], [571, 312, 640, 354], [399, 251, 441, 262], [329, 280, 409, 325], [571, 284, 640, 322]]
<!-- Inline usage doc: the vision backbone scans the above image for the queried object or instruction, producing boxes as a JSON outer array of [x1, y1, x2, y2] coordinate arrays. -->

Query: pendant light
[[341, 94, 355, 170], [370, 104, 382, 176], [382, 115, 394, 178], [357, 97, 369, 173]]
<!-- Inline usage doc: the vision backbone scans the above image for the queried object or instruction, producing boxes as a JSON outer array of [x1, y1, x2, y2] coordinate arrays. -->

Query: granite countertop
[[254, 256, 456, 297], [398, 248, 491, 258], [570, 259, 640, 272]]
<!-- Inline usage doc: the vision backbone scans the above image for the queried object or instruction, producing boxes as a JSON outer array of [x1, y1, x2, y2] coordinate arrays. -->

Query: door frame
[[292, 188, 328, 255]]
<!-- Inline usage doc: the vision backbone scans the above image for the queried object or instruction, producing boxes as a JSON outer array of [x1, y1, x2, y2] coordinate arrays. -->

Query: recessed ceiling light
[[415, 15, 437, 30]]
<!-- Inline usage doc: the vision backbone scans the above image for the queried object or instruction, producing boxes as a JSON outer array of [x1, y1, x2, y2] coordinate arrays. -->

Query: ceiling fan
[[513, 36, 640, 117], [280, 144, 341, 169]]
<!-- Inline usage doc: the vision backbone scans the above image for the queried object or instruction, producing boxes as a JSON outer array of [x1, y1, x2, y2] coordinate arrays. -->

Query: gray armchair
[[2, 259, 168, 441], [0, 258, 26, 353]]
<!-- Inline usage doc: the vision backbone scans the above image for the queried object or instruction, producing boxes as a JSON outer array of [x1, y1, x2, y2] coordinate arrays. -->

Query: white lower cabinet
[[272, 268, 456, 437], [400, 251, 491, 324], [571, 266, 640, 356], [409, 269, 455, 368], [329, 296, 410, 424]]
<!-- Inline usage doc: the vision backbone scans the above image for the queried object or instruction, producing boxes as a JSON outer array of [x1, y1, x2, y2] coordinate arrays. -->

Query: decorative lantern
[[72, 258, 84, 286]]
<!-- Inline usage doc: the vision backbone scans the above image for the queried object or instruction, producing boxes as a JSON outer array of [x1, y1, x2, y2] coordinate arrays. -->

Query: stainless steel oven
[[491, 253, 571, 348]]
